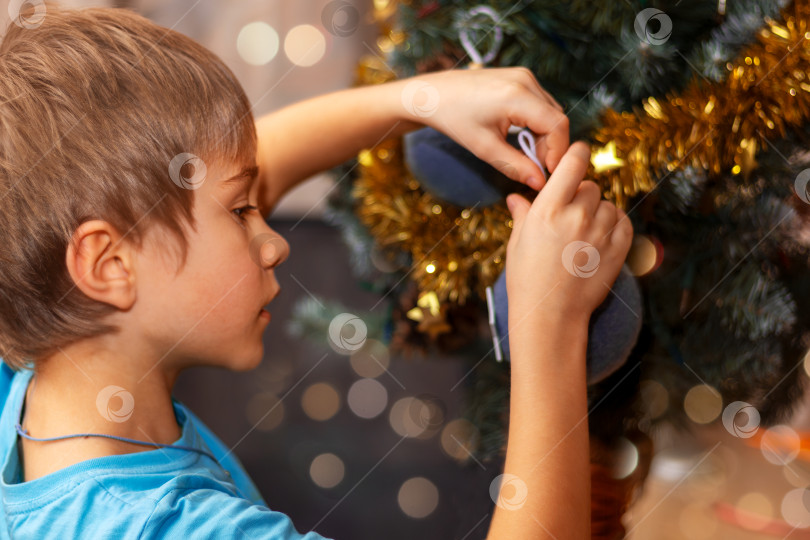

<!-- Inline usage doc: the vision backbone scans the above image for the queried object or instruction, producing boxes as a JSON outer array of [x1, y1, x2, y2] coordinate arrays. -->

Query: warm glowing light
[[735, 492, 773, 531], [627, 235, 663, 276], [683, 384, 722, 424], [237, 22, 279, 66], [310, 453, 345, 488], [347, 378, 388, 419], [301, 382, 340, 421], [350, 339, 390, 378], [760, 425, 801, 465], [440, 418, 480, 461], [612, 437, 639, 479], [284, 25, 326, 67], [398, 477, 439, 518]]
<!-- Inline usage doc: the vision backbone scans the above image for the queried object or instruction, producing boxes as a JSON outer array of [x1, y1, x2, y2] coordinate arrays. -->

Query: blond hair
[[0, 6, 257, 370]]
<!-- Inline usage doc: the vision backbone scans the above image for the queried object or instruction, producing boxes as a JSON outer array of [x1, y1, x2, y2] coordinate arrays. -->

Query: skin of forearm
[[487, 315, 591, 539], [255, 80, 421, 217]]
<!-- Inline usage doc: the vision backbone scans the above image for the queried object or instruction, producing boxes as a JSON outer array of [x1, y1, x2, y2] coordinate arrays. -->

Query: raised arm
[[254, 67, 570, 217], [486, 143, 633, 538]]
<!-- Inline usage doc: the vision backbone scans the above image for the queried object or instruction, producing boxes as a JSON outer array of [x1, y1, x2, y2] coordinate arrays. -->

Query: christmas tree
[[291, 0, 810, 534]]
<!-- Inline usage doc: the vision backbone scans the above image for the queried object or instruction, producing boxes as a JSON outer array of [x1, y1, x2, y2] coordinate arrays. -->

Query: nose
[[252, 228, 290, 269]]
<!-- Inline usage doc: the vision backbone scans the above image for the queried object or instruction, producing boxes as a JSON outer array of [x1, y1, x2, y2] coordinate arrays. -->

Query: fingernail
[[573, 142, 591, 161], [506, 194, 515, 213]]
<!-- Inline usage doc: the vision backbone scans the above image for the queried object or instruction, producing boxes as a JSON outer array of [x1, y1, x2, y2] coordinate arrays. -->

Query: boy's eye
[[233, 204, 259, 222]]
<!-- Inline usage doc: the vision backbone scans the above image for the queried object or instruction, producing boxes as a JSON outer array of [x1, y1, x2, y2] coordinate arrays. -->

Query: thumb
[[506, 193, 531, 237]]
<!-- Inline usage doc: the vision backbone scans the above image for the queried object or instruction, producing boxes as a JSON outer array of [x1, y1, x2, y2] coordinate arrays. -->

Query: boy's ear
[[65, 220, 136, 310]]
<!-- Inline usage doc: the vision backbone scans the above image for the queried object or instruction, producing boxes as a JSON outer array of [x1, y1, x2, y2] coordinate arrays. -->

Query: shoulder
[[142, 485, 332, 540]]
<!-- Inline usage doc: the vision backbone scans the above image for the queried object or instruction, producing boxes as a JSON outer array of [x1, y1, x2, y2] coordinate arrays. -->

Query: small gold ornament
[[591, 140, 626, 173], [406, 291, 452, 340]]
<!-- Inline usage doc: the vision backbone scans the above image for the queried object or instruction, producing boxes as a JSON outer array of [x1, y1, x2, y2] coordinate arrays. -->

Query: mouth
[[259, 288, 280, 319]]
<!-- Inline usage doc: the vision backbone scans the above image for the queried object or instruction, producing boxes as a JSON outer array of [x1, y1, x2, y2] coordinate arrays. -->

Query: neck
[[22, 342, 183, 451]]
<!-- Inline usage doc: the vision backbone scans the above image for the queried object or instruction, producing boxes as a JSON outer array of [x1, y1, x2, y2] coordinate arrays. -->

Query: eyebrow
[[220, 166, 259, 188]]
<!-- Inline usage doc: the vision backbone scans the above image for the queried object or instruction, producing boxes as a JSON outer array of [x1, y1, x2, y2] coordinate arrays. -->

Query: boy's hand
[[504, 142, 634, 330], [397, 68, 569, 190]]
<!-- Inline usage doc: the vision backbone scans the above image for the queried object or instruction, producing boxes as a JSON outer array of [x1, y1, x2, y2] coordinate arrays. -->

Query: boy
[[0, 6, 631, 538]]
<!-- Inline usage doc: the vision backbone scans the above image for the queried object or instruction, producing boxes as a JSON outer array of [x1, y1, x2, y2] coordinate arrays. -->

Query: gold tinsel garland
[[594, 0, 810, 206], [354, 0, 810, 305], [353, 137, 513, 304]]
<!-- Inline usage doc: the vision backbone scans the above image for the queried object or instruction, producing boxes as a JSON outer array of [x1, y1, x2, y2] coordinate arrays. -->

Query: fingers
[[610, 207, 634, 252], [476, 133, 547, 190], [537, 141, 591, 208], [506, 193, 531, 240], [572, 180, 602, 217], [506, 67, 563, 113], [511, 102, 570, 174]]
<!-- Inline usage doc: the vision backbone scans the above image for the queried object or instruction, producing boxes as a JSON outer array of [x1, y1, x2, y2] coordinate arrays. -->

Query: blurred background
[[5, 0, 810, 538]]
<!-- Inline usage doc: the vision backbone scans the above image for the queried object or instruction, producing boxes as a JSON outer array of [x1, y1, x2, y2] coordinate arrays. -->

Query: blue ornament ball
[[491, 265, 643, 385], [403, 127, 521, 207]]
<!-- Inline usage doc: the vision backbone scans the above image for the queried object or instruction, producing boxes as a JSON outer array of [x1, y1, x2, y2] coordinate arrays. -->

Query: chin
[[227, 349, 264, 372]]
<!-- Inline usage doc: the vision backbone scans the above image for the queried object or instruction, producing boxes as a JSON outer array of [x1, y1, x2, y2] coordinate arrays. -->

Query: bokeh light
[[350, 339, 390, 379], [310, 453, 345, 489], [245, 392, 285, 431], [284, 24, 326, 67], [389, 397, 425, 438], [735, 492, 772, 531], [612, 437, 639, 479], [347, 378, 388, 419], [237, 22, 279, 66], [440, 418, 480, 461], [397, 477, 439, 519], [626, 234, 664, 276], [301, 382, 340, 421], [760, 425, 801, 465], [781, 488, 810, 527], [683, 384, 722, 424]]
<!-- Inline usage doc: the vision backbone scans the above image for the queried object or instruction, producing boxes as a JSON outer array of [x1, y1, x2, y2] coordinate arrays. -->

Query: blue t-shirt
[[0, 362, 331, 539]]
